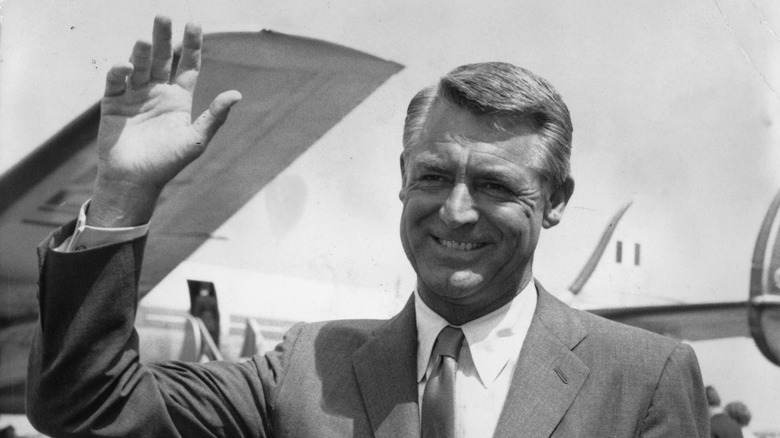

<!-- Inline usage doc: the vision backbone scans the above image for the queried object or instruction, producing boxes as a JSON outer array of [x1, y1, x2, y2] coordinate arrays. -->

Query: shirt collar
[[415, 280, 538, 388]]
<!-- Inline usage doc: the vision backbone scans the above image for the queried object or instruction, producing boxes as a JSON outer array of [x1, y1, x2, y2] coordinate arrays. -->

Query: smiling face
[[399, 99, 570, 324]]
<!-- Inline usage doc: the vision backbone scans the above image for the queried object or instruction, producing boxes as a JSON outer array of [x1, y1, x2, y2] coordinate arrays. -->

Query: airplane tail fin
[[568, 201, 633, 295]]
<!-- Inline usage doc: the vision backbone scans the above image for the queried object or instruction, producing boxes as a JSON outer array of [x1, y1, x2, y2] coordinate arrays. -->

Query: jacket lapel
[[353, 296, 420, 438], [493, 284, 590, 438]]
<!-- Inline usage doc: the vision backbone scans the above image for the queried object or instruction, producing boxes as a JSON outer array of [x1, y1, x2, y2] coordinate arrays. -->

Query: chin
[[444, 271, 484, 295], [418, 266, 485, 298], [447, 271, 484, 290]]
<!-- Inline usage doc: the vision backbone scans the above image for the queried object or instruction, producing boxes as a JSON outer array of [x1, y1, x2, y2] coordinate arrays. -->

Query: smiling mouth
[[434, 237, 487, 251]]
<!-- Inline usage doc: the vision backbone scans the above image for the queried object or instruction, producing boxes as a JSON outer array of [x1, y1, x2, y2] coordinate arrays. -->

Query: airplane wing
[[0, 30, 402, 413], [591, 301, 749, 341], [577, 189, 780, 366]]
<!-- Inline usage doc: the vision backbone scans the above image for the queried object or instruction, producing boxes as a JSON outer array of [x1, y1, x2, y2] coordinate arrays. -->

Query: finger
[[104, 62, 133, 97], [173, 22, 203, 92], [150, 16, 173, 83], [128, 40, 152, 88], [191, 90, 242, 145]]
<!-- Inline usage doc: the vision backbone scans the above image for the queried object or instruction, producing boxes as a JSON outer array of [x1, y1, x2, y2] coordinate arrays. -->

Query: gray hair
[[402, 62, 573, 192]]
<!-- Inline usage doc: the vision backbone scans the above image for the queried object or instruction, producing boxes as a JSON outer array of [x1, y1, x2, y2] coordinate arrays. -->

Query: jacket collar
[[352, 295, 420, 438], [493, 281, 590, 438], [352, 283, 591, 438]]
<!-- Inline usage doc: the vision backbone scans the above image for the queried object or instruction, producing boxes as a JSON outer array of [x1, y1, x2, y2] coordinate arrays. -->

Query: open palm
[[90, 17, 241, 227]]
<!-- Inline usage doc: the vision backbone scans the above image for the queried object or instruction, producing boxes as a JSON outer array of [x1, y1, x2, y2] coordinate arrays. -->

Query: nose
[[439, 183, 479, 228]]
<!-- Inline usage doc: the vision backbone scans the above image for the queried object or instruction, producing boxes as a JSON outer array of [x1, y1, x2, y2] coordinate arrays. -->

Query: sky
[[2, 1, 779, 302], [2, 0, 780, 429]]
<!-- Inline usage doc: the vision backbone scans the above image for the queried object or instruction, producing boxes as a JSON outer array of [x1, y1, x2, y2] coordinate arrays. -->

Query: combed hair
[[402, 62, 573, 192]]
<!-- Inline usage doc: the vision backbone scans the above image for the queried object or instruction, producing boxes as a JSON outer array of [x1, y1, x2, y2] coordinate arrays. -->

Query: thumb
[[191, 90, 242, 145]]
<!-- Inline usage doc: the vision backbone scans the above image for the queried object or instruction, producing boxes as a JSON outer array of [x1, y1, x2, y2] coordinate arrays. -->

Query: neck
[[418, 277, 532, 325]]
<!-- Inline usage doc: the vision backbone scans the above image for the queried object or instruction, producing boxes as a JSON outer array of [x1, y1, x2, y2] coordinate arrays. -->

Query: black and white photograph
[[1, 1, 778, 436]]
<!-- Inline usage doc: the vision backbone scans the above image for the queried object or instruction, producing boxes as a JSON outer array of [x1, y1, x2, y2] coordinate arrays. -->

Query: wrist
[[87, 178, 162, 227]]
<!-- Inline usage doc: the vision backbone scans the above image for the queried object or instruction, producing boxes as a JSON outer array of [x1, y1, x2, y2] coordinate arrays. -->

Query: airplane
[[2, 23, 779, 412], [0, 28, 404, 413], [2, 1, 779, 435]]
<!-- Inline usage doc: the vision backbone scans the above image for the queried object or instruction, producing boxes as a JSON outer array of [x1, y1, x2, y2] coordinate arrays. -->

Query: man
[[26, 17, 709, 437], [707, 386, 744, 438], [724, 401, 757, 438]]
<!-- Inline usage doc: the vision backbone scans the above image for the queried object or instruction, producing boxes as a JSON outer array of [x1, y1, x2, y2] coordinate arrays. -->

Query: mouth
[[433, 236, 488, 251]]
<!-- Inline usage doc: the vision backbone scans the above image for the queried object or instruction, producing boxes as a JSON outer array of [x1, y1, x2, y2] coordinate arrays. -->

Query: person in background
[[706, 386, 744, 438], [725, 401, 758, 438]]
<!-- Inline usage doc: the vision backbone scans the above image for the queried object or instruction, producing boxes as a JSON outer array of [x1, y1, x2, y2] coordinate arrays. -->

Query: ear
[[543, 177, 574, 229], [399, 154, 408, 202]]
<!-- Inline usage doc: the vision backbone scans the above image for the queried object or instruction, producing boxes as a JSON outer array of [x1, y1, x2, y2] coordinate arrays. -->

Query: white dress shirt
[[55, 200, 148, 252], [415, 281, 538, 438]]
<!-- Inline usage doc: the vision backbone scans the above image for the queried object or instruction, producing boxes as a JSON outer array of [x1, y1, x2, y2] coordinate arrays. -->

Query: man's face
[[399, 100, 567, 323]]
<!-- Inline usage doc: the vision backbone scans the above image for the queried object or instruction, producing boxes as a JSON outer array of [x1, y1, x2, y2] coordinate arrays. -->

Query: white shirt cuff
[[55, 200, 150, 252]]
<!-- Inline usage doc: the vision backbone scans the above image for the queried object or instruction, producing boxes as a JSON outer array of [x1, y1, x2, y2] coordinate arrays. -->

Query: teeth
[[438, 238, 482, 251]]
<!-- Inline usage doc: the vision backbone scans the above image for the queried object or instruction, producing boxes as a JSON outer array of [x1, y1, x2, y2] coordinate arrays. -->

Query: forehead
[[409, 100, 541, 171]]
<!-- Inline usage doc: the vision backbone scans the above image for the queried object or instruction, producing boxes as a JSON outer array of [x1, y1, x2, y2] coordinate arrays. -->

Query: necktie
[[421, 326, 465, 438]]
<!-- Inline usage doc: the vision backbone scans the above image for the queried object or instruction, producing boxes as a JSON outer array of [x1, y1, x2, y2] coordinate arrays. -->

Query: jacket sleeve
[[637, 342, 711, 437], [26, 225, 291, 437]]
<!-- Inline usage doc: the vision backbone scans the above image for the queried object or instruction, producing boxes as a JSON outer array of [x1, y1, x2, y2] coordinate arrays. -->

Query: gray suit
[[27, 224, 709, 437]]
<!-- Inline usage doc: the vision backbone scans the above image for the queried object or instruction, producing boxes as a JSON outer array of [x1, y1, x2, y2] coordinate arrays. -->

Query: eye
[[481, 181, 516, 198], [484, 182, 510, 192], [413, 173, 451, 191]]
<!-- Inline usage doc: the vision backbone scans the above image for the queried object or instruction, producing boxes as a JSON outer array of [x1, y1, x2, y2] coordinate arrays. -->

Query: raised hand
[[88, 16, 242, 227]]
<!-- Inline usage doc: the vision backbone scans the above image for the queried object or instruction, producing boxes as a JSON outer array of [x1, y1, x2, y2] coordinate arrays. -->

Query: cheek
[[492, 208, 538, 249], [401, 194, 436, 226], [399, 202, 423, 250]]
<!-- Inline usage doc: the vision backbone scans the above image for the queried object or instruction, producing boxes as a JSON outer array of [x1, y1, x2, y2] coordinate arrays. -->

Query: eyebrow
[[474, 173, 528, 193], [411, 159, 451, 175], [475, 172, 517, 185]]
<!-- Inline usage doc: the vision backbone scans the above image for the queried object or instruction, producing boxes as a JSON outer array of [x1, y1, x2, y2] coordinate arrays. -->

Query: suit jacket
[[27, 224, 709, 437]]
